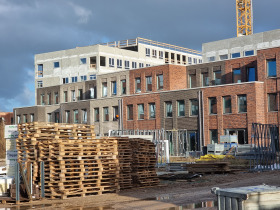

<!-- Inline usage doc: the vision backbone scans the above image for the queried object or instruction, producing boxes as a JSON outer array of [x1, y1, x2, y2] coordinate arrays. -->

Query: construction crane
[[236, 0, 253, 37]]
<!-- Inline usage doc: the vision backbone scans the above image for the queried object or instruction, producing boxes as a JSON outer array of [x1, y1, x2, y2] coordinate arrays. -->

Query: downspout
[[198, 91, 202, 151], [201, 90, 205, 149]]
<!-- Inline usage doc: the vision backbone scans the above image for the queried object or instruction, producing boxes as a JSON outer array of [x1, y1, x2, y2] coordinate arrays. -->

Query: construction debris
[[16, 122, 158, 199]]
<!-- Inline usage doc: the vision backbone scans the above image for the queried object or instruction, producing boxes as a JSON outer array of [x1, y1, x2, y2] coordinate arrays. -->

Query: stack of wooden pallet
[[16, 123, 158, 199]]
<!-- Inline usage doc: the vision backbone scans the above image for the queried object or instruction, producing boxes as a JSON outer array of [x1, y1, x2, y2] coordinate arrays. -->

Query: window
[[78, 89, 83, 100], [190, 99, 198, 116], [103, 107, 109, 121], [38, 64, 43, 77], [135, 78, 141, 93], [146, 64, 150, 67], [209, 97, 217, 114], [37, 81, 43, 88], [54, 61, 60, 68], [80, 58, 86, 65], [54, 112, 59, 123], [208, 56, 215, 62], [30, 114, 34, 123], [146, 48, 150, 56], [201, 72, 209, 86], [71, 76, 78, 83], [199, 59, 202, 63], [121, 79, 126, 94], [40, 94, 45, 105], [149, 103, 156, 119], [189, 74, 196, 88], [73, 110, 79, 123], [233, 69, 241, 83], [94, 108, 99, 122], [80, 75, 87, 81], [23, 114, 27, 123], [223, 96, 232, 114], [157, 74, 163, 90], [89, 74, 96, 80], [132, 62, 137, 69], [159, 51, 163, 59], [267, 59, 276, 77], [177, 100, 185, 117], [102, 82, 107, 97], [82, 109, 87, 123], [63, 78, 69, 84], [17, 115, 21, 124], [165, 101, 172, 117], [90, 87, 95, 99], [214, 71, 221, 85], [71, 90, 76, 102], [109, 58, 114, 67], [152, 49, 157, 58], [63, 91, 68, 102], [193, 58, 197, 64], [47, 93, 51, 105], [139, 63, 144, 68], [220, 55, 228, 60], [127, 105, 133, 120], [210, 130, 218, 144], [47, 113, 52, 122], [188, 57, 192, 64], [113, 106, 119, 121], [54, 92, 59, 104], [238, 95, 247, 113], [231, 52, 241, 58], [117, 59, 122, 68], [100, 56, 106, 66], [111, 81, 117, 95], [125, 60, 130, 69], [268, 93, 278, 112], [247, 67, 256, 82], [146, 76, 152, 91], [138, 104, 144, 120], [244, 50, 254, 56], [65, 111, 70, 123]]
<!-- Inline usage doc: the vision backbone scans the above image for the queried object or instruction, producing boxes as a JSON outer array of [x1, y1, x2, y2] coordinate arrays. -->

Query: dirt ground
[[1, 170, 280, 210]]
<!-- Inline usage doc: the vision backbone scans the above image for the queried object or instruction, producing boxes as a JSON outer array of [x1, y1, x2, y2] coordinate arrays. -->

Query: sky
[[0, 0, 280, 112]]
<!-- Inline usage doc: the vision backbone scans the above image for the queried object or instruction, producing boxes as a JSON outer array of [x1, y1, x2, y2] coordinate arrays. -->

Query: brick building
[[13, 29, 280, 156]]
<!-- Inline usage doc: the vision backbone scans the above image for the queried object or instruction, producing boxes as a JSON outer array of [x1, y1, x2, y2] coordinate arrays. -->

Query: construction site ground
[[1, 170, 279, 210]]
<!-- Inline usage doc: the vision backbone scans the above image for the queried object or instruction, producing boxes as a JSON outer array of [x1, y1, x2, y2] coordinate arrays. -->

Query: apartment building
[[13, 29, 280, 155]]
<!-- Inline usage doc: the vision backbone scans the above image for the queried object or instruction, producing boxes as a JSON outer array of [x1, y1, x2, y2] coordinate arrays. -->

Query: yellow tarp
[[197, 154, 235, 161]]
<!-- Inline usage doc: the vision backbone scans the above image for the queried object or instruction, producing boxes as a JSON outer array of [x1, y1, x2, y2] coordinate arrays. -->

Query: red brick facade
[[0, 112, 13, 125]]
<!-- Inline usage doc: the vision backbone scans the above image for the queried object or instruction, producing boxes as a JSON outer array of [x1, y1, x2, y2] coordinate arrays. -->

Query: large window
[[135, 78, 141, 93], [102, 82, 107, 97], [268, 93, 278, 112], [71, 90, 76, 102], [146, 48, 150, 56], [73, 110, 78, 123], [189, 74, 196, 88], [54, 112, 59, 123], [247, 67, 256, 82], [190, 99, 198, 116], [238, 95, 247, 113], [109, 58, 114, 67], [82, 109, 87, 123], [157, 75, 163, 90], [210, 130, 218, 144], [132, 62, 137, 69], [214, 71, 221, 85], [47, 113, 52, 122], [94, 108, 99, 122], [40, 94, 45, 105], [138, 104, 144, 120], [127, 105, 133, 120], [233, 69, 241, 83], [80, 75, 87, 81], [267, 59, 276, 77], [65, 111, 70, 123], [71, 76, 78, 83], [47, 93, 51, 105], [113, 106, 119, 121], [54, 92, 59, 104], [146, 76, 152, 91], [165, 101, 172, 117], [103, 107, 109, 121], [30, 114, 34, 123], [177, 100, 185, 117], [223, 96, 232, 114], [209, 97, 217, 114], [117, 59, 122, 68], [111, 81, 117, 95], [201, 72, 209, 86], [90, 87, 95, 99], [63, 78, 69, 84], [149, 103, 156, 119], [125, 60, 130, 69], [64, 91, 68, 102], [121, 79, 126, 94]]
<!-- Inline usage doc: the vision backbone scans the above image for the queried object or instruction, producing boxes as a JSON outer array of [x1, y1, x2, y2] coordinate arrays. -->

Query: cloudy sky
[[0, 0, 280, 112]]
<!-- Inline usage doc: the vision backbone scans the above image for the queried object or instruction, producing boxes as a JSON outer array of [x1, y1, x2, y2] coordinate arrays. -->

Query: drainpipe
[[198, 90, 204, 152]]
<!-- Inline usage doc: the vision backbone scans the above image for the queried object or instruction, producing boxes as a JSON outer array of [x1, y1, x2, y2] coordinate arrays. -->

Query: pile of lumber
[[16, 122, 158, 199]]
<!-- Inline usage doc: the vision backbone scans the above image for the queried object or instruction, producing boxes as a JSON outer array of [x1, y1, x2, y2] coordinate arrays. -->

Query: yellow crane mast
[[236, 0, 253, 37]]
